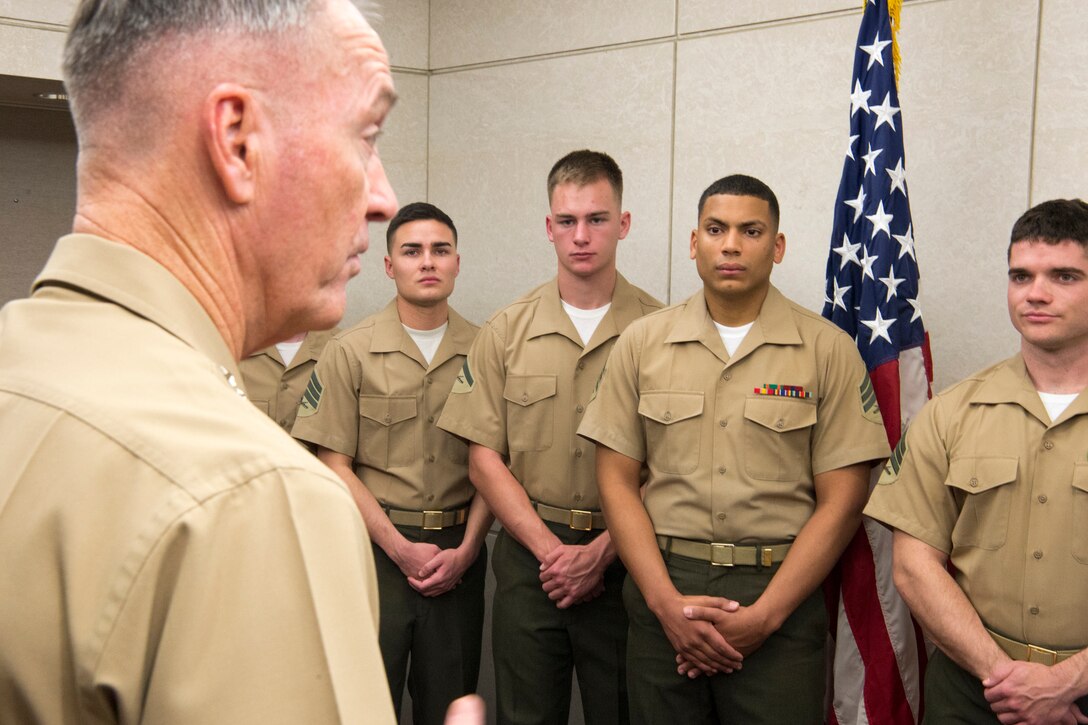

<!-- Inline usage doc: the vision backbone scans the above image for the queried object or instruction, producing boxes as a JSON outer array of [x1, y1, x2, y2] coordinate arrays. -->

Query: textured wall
[[425, 0, 1086, 393]]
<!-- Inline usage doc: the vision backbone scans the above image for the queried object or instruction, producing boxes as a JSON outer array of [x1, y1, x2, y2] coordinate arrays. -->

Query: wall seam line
[[1026, 0, 1044, 207]]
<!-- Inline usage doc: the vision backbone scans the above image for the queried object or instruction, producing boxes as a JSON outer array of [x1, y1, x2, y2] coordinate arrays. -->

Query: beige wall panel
[[0, 24, 65, 80], [0, 106, 77, 306], [0, 0, 74, 26], [343, 71, 429, 328], [671, 16, 856, 312], [367, 0, 429, 71], [896, 0, 1035, 390], [673, 0, 1036, 391], [1031, 0, 1087, 203], [428, 44, 675, 325], [680, 0, 858, 34], [430, 0, 674, 69]]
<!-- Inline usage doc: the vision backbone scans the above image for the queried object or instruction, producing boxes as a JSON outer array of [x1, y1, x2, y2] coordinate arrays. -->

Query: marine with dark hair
[[867, 198, 1088, 725], [440, 149, 662, 724], [293, 200, 489, 724], [0, 1, 486, 723], [580, 174, 888, 724]]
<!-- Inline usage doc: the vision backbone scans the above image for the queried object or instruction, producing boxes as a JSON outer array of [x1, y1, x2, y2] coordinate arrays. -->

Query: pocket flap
[[503, 375, 557, 407], [946, 456, 1018, 494], [359, 395, 417, 426], [638, 391, 704, 425], [1073, 462, 1088, 494], [743, 396, 817, 432]]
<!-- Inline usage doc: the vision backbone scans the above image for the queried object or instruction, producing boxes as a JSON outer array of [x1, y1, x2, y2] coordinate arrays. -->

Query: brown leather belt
[[657, 535, 791, 568], [385, 505, 469, 530], [534, 502, 606, 531], [987, 628, 1081, 665]]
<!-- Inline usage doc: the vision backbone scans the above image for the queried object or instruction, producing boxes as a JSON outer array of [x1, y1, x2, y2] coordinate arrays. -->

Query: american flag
[[822, 1, 933, 723]]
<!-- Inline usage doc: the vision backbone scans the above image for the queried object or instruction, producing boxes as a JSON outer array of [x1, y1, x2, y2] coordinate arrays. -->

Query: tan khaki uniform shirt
[[0, 235, 394, 724], [579, 287, 889, 542], [291, 299, 479, 511], [865, 355, 1088, 649], [438, 275, 662, 509], [239, 328, 337, 433]]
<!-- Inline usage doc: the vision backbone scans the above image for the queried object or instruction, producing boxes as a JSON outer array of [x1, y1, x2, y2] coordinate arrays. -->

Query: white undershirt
[[1038, 391, 1078, 423], [275, 340, 304, 367], [404, 322, 448, 366], [713, 321, 753, 357], [562, 300, 611, 346]]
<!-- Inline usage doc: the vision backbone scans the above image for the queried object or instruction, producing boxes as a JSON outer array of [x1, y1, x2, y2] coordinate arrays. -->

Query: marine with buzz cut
[[439, 149, 662, 725], [580, 173, 889, 725], [293, 201, 489, 724], [866, 198, 1088, 725]]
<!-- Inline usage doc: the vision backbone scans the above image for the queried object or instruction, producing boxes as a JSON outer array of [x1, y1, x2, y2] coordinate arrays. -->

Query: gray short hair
[[63, 0, 322, 122]]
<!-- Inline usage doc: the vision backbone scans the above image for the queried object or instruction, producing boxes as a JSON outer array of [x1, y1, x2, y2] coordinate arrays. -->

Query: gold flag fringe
[[865, 0, 903, 87]]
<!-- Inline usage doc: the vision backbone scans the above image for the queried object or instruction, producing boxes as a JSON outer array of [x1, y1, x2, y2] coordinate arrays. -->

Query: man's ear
[[203, 84, 258, 204]]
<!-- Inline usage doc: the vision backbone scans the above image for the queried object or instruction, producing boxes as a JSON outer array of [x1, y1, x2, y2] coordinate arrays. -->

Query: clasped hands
[[393, 540, 473, 597], [658, 595, 773, 679]]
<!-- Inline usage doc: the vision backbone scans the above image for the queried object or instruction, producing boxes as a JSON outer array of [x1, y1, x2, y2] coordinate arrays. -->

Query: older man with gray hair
[[0, 1, 481, 723]]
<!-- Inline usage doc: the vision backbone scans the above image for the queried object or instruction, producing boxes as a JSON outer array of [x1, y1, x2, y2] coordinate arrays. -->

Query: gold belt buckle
[[569, 509, 593, 531], [710, 543, 735, 567], [422, 510, 444, 530], [1027, 644, 1059, 665]]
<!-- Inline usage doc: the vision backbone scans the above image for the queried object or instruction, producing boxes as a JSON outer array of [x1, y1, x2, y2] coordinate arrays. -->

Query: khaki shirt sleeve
[[436, 320, 510, 455], [98, 470, 394, 724], [578, 324, 646, 462], [291, 338, 358, 457], [810, 331, 891, 474], [865, 397, 959, 554]]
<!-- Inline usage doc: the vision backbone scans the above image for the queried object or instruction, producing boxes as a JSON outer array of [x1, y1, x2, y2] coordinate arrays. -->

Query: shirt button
[[574, 493, 583, 502], [574, 448, 583, 458], [427, 415, 435, 423], [383, 414, 392, 424], [576, 405, 584, 414], [427, 494, 435, 502], [521, 394, 528, 402], [426, 454, 435, 463], [1033, 550, 1043, 559], [774, 419, 785, 429], [718, 466, 726, 475], [1029, 606, 1040, 615], [1043, 439, 1054, 450], [717, 512, 726, 521], [280, 382, 289, 390], [719, 419, 728, 428], [721, 372, 732, 382], [279, 419, 288, 428], [969, 477, 979, 488], [663, 412, 673, 421], [426, 378, 433, 385], [1038, 494, 1048, 504]]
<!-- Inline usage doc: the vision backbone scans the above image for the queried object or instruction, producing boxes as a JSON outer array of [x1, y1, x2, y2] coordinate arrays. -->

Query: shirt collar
[[32, 234, 241, 385], [370, 298, 475, 370], [969, 354, 1088, 426], [526, 273, 649, 354], [665, 285, 802, 365]]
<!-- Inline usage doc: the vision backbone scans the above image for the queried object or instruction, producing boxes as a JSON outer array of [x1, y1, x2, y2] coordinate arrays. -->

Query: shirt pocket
[[638, 391, 704, 475], [1072, 463, 1088, 564], [358, 395, 418, 469], [944, 456, 1018, 551], [504, 375, 557, 452], [743, 396, 817, 481]]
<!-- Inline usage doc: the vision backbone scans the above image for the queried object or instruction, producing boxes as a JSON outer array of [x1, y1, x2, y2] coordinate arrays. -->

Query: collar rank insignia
[[754, 383, 812, 399]]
